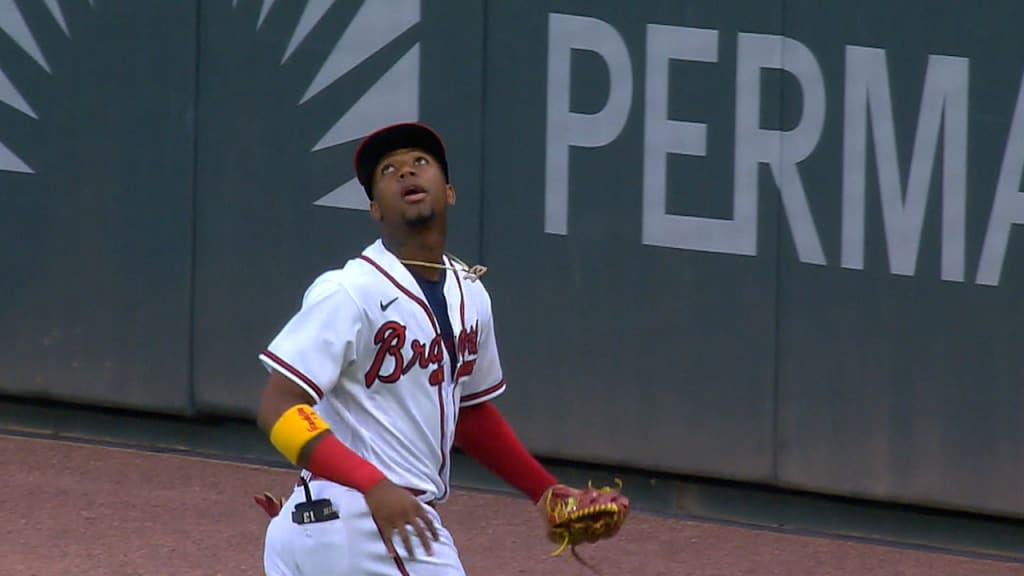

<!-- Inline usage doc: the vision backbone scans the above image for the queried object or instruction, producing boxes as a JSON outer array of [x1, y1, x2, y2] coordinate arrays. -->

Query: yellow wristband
[[269, 404, 331, 465]]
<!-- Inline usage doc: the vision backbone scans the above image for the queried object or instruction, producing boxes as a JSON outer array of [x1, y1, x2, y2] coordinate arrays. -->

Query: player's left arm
[[453, 284, 558, 502], [453, 400, 558, 503], [453, 283, 628, 557]]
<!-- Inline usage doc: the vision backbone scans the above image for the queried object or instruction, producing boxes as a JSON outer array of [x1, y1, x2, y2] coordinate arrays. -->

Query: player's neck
[[382, 230, 447, 280]]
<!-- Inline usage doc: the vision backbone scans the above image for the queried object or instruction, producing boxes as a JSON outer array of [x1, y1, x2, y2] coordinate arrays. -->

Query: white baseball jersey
[[259, 239, 506, 503]]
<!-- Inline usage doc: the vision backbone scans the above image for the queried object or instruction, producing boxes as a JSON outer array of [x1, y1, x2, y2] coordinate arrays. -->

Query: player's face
[[369, 148, 455, 228]]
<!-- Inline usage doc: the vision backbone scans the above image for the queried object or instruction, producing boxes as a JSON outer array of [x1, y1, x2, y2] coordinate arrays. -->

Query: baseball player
[[255, 122, 627, 575]]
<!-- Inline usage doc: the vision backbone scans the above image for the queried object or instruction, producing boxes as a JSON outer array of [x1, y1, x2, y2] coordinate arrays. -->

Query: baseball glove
[[253, 492, 286, 518], [541, 479, 629, 558]]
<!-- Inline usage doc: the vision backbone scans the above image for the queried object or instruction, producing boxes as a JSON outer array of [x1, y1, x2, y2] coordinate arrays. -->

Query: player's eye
[[381, 164, 395, 175], [414, 156, 428, 166]]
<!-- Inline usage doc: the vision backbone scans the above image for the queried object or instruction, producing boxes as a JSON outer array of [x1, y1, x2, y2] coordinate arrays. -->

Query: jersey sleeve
[[459, 286, 506, 406], [258, 277, 362, 402]]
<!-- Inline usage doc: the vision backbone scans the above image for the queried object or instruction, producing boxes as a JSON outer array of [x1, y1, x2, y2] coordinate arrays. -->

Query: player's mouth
[[401, 184, 428, 203]]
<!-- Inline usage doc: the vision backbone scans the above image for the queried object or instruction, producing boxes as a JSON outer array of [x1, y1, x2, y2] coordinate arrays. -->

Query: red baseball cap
[[354, 122, 449, 199]]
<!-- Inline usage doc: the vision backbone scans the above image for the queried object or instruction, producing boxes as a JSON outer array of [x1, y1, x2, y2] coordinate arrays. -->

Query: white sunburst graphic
[[237, 0, 422, 211], [0, 0, 95, 173]]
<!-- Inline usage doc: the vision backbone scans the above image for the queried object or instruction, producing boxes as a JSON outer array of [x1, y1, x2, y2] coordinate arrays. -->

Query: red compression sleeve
[[305, 433, 387, 494], [454, 401, 558, 503]]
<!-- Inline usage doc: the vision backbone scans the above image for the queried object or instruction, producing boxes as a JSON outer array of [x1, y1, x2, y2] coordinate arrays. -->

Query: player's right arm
[[256, 372, 439, 558], [255, 368, 382, 486], [255, 370, 330, 466], [256, 275, 438, 558]]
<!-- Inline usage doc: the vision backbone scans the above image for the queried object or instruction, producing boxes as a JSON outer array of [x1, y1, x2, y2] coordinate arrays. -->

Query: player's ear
[[446, 184, 456, 206], [369, 200, 382, 221]]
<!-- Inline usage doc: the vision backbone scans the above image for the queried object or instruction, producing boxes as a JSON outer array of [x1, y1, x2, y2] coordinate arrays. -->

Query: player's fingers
[[399, 525, 416, 560], [382, 536, 398, 559], [411, 516, 434, 556], [423, 508, 439, 542]]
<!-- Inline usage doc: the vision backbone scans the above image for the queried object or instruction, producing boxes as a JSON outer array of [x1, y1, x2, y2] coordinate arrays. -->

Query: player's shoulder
[[300, 254, 379, 304], [299, 268, 351, 305], [308, 250, 405, 304], [452, 267, 495, 310], [458, 272, 493, 300]]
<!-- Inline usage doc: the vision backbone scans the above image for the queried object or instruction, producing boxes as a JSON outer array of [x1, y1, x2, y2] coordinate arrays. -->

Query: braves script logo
[[365, 320, 479, 388]]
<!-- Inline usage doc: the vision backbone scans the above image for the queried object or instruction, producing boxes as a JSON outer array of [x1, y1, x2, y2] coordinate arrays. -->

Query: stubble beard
[[403, 206, 436, 228]]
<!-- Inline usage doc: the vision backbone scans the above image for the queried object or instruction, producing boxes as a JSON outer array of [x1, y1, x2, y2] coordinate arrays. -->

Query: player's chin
[[403, 208, 437, 228]]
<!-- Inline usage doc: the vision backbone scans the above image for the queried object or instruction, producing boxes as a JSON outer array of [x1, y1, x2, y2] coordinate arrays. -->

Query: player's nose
[[398, 163, 417, 179]]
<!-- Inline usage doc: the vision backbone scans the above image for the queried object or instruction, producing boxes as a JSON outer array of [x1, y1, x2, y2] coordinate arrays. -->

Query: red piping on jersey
[[261, 349, 324, 399], [359, 255, 438, 332], [445, 255, 468, 499], [373, 520, 411, 575], [461, 379, 505, 405], [435, 379, 449, 500], [359, 254, 451, 501]]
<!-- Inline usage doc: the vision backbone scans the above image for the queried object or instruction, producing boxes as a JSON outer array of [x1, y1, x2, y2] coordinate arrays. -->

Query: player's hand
[[364, 479, 439, 559]]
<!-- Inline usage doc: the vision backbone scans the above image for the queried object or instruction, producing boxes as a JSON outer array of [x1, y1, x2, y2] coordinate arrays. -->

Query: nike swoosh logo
[[380, 296, 399, 312]]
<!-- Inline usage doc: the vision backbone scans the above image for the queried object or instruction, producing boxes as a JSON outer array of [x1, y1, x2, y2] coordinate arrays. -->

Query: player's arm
[[454, 400, 558, 503], [256, 370, 385, 490], [453, 287, 559, 502], [256, 371, 331, 468], [255, 279, 388, 492], [257, 370, 439, 558]]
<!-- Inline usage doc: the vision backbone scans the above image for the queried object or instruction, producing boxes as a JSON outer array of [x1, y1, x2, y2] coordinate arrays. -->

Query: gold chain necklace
[[399, 254, 488, 282]]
